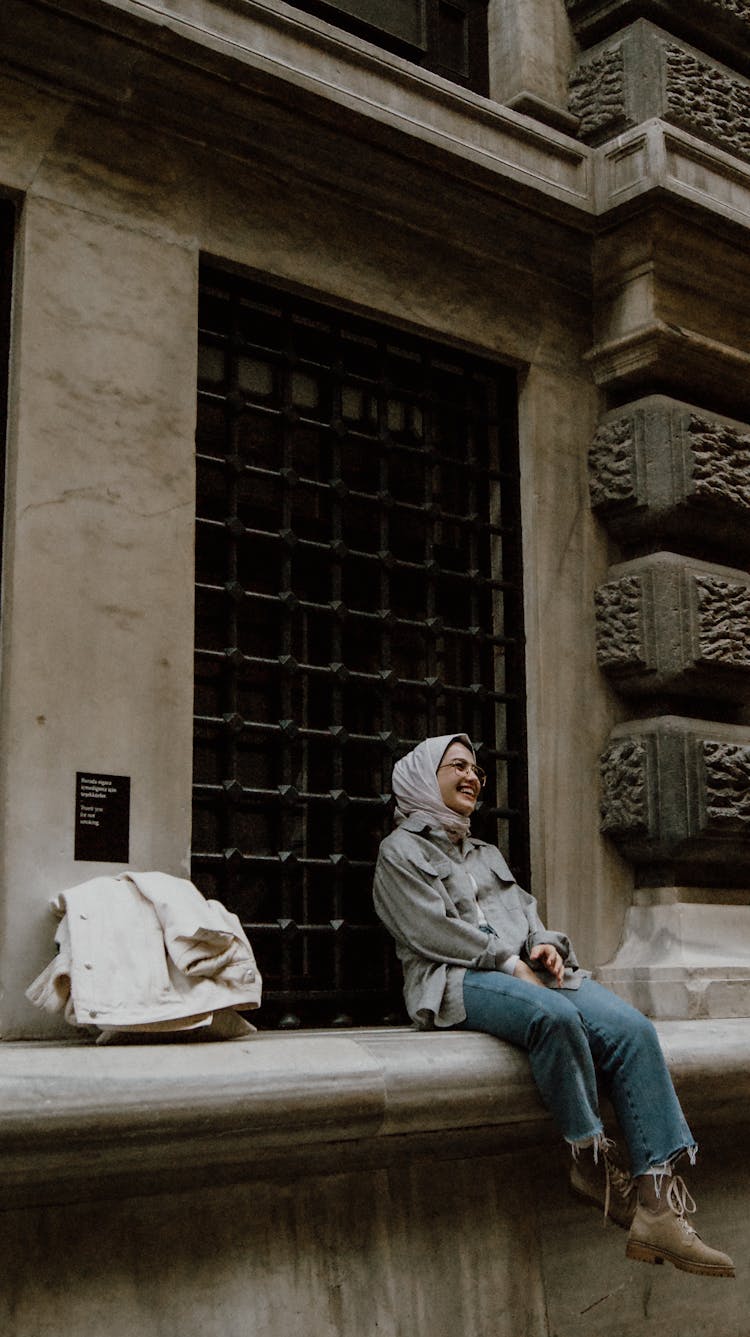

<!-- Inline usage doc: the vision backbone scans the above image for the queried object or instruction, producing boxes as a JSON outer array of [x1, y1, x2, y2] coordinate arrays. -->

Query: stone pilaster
[[598, 710, 750, 1008], [570, 3, 750, 1019], [487, 0, 581, 133], [591, 410, 750, 1016]]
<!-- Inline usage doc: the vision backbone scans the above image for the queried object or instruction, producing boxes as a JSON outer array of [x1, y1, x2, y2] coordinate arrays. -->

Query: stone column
[[487, 0, 580, 132]]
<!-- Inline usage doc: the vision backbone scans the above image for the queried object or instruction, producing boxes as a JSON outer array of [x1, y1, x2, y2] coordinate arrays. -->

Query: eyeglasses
[[437, 759, 487, 787]]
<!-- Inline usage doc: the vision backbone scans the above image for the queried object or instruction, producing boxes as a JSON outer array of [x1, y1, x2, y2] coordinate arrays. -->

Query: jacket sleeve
[[373, 842, 517, 972], [520, 893, 578, 968]]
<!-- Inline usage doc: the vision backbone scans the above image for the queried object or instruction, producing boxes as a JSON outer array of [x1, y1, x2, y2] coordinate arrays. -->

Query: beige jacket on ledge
[[26, 871, 262, 1037]]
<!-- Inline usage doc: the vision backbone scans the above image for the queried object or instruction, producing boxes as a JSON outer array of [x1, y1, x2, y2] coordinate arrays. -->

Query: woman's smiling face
[[436, 740, 481, 817]]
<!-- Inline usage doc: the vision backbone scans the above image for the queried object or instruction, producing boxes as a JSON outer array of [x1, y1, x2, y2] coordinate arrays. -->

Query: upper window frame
[[290, 0, 490, 96]]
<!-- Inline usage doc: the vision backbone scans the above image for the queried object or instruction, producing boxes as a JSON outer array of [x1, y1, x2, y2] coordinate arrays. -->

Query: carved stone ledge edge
[[584, 321, 750, 419], [1, 1023, 750, 1205]]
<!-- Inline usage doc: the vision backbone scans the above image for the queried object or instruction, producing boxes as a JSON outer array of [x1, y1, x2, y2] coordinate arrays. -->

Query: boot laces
[[601, 1138, 635, 1223], [665, 1175, 697, 1237]]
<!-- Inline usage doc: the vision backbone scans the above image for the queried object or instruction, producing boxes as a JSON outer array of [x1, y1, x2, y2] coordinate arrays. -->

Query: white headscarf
[[391, 733, 475, 838]]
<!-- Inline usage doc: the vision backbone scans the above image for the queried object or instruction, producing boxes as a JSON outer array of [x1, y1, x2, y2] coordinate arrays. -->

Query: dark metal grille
[[192, 265, 528, 1028]]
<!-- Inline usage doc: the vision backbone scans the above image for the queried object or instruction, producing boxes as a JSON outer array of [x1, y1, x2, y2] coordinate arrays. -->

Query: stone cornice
[[6, 1, 750, 243], [1, 1023, 748, 1205], [0, 0, 593, 222], [594, 121, 750, 232]]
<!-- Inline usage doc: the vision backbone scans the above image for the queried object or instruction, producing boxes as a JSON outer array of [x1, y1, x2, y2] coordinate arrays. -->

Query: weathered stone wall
[[0, 0, 620, 1036], [0, 4, 747, 1336], [3, 1133, 746, 1337]]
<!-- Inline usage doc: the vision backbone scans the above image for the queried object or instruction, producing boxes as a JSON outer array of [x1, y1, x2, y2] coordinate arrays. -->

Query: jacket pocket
[[411, 851, 453, 881]]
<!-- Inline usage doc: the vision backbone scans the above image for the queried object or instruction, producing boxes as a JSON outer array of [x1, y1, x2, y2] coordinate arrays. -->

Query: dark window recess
[[290, 0, 489, 95], [193, 265, 528, 1029], [0, 202, 14, 590]]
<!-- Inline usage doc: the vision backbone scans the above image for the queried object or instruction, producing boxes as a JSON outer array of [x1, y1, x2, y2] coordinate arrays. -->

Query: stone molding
[[7, 1, 750, 246], [2, 1023, 749, 1206], [585, 321, 750, 420], [588, 395, 750, 557], [594, 120, 750, 231], [594, 553, 750, 700], [599, 717, 750, 876], [0, 0, 592, 221], [570, 22, 750, 166]]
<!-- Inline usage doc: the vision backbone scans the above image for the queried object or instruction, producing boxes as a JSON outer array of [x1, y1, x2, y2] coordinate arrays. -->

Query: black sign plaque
[[75, 772, 131, 863]]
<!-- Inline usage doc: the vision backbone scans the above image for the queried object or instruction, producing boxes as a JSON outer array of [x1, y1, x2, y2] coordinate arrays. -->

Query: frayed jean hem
[[643, 1143, 698, 1193]]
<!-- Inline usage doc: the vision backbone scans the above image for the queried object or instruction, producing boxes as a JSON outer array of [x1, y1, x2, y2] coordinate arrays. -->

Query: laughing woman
[[373, 732, 735, 1278]]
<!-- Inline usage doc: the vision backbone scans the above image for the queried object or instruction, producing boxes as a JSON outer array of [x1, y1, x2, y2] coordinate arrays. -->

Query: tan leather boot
[[626, 1176, 735, 1277], [569, 1140, 637, 1229]]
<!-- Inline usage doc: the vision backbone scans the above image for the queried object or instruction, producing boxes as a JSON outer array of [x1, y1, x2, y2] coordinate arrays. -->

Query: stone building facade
[[0, 2, 749, 1335]]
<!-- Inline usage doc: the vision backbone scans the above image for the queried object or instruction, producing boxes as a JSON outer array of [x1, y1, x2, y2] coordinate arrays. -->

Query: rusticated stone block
[[665, 45, 750, 163], [594, 553, 750, 701], [588, 395, 750, 558], [565, 2, 750, 79], [568, 46, 627, 139], [595, 573, 648, 672], [569, 21, 750, 162], [588, 415, 638, 509], [599, 735, 653, 836], [600, 716, 750, 879]]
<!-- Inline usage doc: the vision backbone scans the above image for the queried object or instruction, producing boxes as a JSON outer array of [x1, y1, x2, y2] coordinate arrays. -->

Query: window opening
[[193, 265, 527, 1028], [290, 0, 489, 95]]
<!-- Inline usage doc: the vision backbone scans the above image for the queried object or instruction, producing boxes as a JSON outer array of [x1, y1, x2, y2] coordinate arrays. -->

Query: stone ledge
[[8, 2, 750, 247], [594, 121, 750, 231], [1, 1021, 748, 1206]]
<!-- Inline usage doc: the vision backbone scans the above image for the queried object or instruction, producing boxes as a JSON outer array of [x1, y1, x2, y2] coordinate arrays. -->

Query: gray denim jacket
[[373, 813, 585, 1028]]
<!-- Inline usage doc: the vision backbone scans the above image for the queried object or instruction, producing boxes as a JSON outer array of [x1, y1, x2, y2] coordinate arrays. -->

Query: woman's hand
[[512, 959, 546, 987], [528, 943, 564, 986]]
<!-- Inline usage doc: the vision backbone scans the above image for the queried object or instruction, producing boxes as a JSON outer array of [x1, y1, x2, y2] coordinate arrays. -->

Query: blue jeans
[[458, 971, 695, 1177]]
